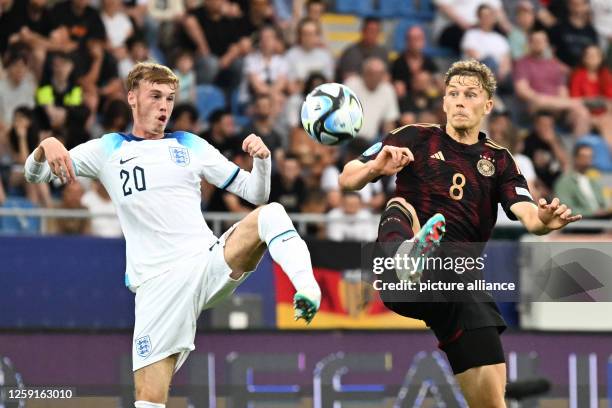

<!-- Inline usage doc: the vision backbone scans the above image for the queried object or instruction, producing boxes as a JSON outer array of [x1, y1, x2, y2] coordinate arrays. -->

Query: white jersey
[[26, 131, 271, 290]]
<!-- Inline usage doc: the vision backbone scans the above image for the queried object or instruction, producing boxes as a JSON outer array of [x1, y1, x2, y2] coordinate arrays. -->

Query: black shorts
[[383, 301, 506, 374]]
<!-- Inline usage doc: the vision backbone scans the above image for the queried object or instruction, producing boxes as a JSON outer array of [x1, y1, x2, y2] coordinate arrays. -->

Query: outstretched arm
[[511, 198, 582, 235], [338, 145, 413, 191]]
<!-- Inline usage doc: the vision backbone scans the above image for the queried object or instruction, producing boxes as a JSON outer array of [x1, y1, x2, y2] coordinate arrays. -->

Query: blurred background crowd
[[0, 0, 611, 240]]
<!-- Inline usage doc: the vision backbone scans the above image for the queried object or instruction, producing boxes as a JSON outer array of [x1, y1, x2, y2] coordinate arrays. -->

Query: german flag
[[274, 241, 426, 329]]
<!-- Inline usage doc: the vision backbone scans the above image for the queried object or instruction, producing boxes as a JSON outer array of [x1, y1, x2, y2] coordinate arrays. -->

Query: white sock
[[134, 401, 165, 408], [258, 203, 321, 299]]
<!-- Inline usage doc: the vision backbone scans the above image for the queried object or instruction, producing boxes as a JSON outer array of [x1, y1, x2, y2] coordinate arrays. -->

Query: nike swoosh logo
[[282, 236, 296, 243], [120, 157, 137, 164]]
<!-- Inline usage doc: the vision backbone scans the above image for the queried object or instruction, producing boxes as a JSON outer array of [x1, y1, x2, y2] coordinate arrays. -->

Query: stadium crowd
[[0, 0, 611, 239]]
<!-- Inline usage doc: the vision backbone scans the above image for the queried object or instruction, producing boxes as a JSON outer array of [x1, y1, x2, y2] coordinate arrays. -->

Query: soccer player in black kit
[[339, 60, 581, 407]]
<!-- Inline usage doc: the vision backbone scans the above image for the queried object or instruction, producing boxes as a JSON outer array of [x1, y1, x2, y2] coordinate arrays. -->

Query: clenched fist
[[370, 145, 414, 176], [242, 134, 271, 159]]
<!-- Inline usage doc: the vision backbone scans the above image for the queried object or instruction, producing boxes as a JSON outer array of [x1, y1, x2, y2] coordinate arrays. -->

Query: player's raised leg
[[223, 202, 321, 323], [133, 354, 177, 407], [379, 197, 446, 282]]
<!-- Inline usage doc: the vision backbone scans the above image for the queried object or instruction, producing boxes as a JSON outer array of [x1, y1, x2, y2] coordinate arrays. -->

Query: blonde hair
[[444, 59, 497, 98], [126, 62, 179, 92]]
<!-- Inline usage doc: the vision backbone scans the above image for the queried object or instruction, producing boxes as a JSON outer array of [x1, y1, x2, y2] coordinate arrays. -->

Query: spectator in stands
[[270, 153, 307, 213], [200, 108, 240, 159], [240, 0, 276, 38], [321, 137, 385, 210], [569, 45, 612, 146], [99, 99, 131, 134], [147, 0, 184, 24], [0, 0, 52, 77], [488, 110, 540, 197], [336, 17, 388, 81], [554, 144, 611, 218], [326, 191, 377, 242], [285, 18, 334, 93], [48, 0, 107, 50], [398, 70, 440, 126], [54, 179, 89, 235], [174, 50, 197, 104], [461, 4, 511, 83], [118, 34, 152, 79], [301, 189, 327, 238], [35, 51, 83, 132], [146, 0, 185, 61], [169, 103, 199, 134], [241, 25, 289, 104], [121, 0, 149, 35], [0, 49, 36, 134], [78, 38, 123, 119], [240, 94, 283, 152], [548, 0, 597, 69], [7, 106, 52, 208], [591, 0, 612, 61], [81, 180, 122, 238], [183, 0, 251, 86], [0, 0, 51, 53], [344, 57, 399, 141], [391, 25, 439, 101], [523, 111, 568, 194], [433, 0, 511, 54], [101, 0, 134, 62], [508, 1, 538, 60], [514, 29, 591, 137]]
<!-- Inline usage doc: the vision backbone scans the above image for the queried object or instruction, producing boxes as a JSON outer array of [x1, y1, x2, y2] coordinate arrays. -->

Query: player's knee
[[134, 383, 168, 405], [264, 202, 286, 216], [386, 197, 415, 213]]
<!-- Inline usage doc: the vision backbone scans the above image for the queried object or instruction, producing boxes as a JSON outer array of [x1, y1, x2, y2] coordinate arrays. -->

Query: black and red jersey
[[360, 123, 535, 242]]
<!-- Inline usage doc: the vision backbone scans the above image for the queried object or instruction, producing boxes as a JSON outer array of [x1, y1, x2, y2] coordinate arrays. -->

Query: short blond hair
[[444, 59, 497, 98], [126, 62, 179, 92]]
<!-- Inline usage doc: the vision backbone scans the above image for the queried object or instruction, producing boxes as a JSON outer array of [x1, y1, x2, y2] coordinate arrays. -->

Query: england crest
[[135, 335, 152, 358], [169, 146, 190, 167]]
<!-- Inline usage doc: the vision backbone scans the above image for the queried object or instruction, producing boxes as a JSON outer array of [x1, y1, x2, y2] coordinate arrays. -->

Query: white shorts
[[132, 224, 251, 372]]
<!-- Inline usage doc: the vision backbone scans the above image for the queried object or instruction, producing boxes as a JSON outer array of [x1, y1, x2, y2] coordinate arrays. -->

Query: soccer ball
[[300, 83, 363, 145]]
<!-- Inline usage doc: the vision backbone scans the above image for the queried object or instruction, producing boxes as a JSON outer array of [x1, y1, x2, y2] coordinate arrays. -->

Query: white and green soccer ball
[[300, 83, 363, 145]]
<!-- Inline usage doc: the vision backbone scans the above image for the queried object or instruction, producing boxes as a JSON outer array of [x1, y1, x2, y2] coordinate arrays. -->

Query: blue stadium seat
[[0, 197, 41, 235], [374, 0, 435, 19], [230, 89, 251, 128], [336, 0, 373, 16], [196, 85, 226, 123], [576, 134, 612, 172]]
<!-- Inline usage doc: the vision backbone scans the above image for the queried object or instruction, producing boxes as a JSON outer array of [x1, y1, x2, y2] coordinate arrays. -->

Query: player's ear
[[127, 90, 136, 109], [483, 98, 494, 115]]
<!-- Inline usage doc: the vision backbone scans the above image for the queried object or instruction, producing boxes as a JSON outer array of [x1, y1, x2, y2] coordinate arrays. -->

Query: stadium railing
[[0, 207, 610, 236]]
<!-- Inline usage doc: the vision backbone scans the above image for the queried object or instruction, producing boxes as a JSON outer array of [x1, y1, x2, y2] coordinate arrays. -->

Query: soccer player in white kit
[[24, 63, 322, 407]]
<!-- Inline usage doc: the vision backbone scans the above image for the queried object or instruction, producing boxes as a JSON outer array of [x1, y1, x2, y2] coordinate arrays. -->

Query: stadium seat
[[335, 0, 373, 16], [196, 84, 226, 123], [576, 134, 612, 172], [230, 89, 251, 128], [0, 197, 41, 235], [380, 0, 435, 19]]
